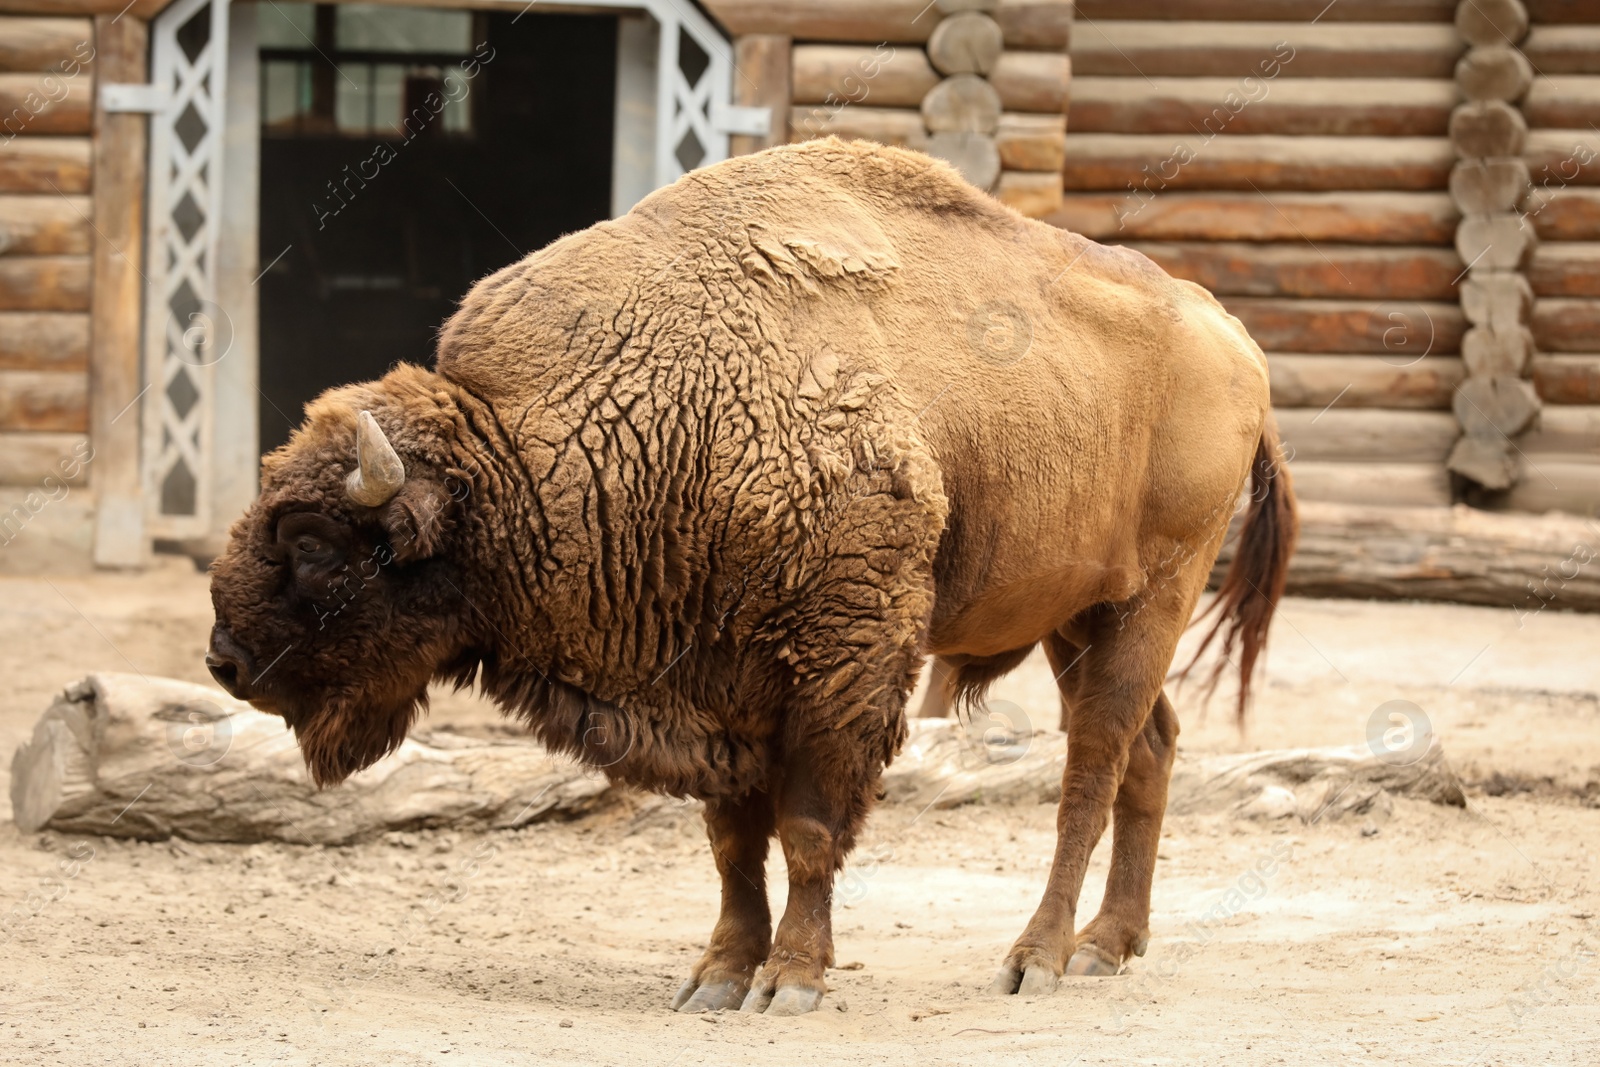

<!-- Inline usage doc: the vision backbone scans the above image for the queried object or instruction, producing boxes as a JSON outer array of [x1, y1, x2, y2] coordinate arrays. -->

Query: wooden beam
[[0, 136, 91, 193], [1073, 0, 1457, 19], [1071, 21, 1464, 79], [1284, 461, 1452, 507], [0, 70, 92, 136], [1224, 297, 1466, 354], [1519, 405, 1600, 456], [1069, 77, 1457, 137], [0, 254, 89, 310], [1533, 298, 1600, 353], [1277, 408, 1459, 463], [996, 111, 1065, 171], [989, 50, 1069, 114], [1523, 76, 1600, 130], [0, 368, 86, 431], [791, 44, 937, 108], [1125, 241, 1463, 300], [1526, 129, 1600, 187], [1269, 353, 1464, 410], [0, 430, 87, 485], [0, 0, 128, 13], [1527, 187, 1600, 240], [1530, 242, 1600, 298], [1523, 26, 1600, 75], [1533, 353, 1600, 404], [730, 34, 790, 156], [0, 310, 87, 370], [89, 11, 147, 568], [1061, 134, 1456, 192], [789, 104, 928, 149], [0, 193, 89, 253], [1524, 0, 1600, 24], [702, 0, 1072, 47], [994, 169, 1062, 216], [1503, 457, 1600, 517], [0, 17, 94, 72], [1046, 190, 1460, 244]]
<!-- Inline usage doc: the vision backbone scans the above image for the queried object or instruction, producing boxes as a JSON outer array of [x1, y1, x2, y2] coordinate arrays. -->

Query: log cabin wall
[[0, 9, 98, 567], [706, 0, 1074, 219], [1059, 1, 1476, 510]]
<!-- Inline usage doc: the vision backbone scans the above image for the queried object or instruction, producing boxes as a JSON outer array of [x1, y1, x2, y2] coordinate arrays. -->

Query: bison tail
[[1178, 416, 1299, 724]]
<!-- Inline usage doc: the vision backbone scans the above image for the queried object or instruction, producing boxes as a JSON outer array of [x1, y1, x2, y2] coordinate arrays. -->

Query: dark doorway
[[256, 4, 618, 452]]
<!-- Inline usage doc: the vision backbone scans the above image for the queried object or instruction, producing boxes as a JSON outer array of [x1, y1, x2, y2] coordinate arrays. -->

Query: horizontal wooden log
[[0, 18, 92, 72], [1503, 457, 1600, 516], [1530, 242, 1600, 297], [1069, 78, 1457, 137], [0, 136, 89, 193], [0, 254, 88, 310], [1284, 460, 1452, 507], [702, 0, 1071, 47], [1533, 298, 1600, 352], [1268, 353, 1464, 409], [994, 169, 1062, 216], [0, 310, 87, 370], [1456, 0, 1530, 47], [0, 193, 88, 254], [996, 111, 1065, 171], [1047, 191, 1460, 244], [789, 104, 927, 149], [927, 11, 1004, 75], [1524, 76, 1600, 130], [1525, 129, 1600, 187], [1073, 0, 1457, 19], [790, 44, 938, 108], [0, 70, 91, 136], [1533, 354, 1600, 403], [1450, 100, 1527, 158], [1526, 187, 1600, 239], [1277, 408, 1459, 463], [1523, 26, 1600, 75], [1249, 500, 1600, 609], [1125, 241, 1463, 300], [0, 430, 87, 485], [0, 0, 133, 12], [1520, 404, 1600, 455], [1525, 0, 1600, 24], [1061, 135, 1456, 192], [989, 50, 1070, 114], [1225, 297, 1466, 355], [1071, 21, 1464, 79], [1454, 45, 1533, 104], [0, 368, 86, 431]]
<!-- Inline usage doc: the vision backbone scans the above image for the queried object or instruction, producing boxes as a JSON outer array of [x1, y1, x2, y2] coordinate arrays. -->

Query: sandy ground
[[1, 555, 1598, 1066]]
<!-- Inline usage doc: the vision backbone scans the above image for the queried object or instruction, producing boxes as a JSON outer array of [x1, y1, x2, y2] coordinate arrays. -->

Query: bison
[[207, 138, 1295, 1015]]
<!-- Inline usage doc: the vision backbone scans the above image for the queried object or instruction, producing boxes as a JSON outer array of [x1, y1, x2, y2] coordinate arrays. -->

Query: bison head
[[207, 373, 477, 787]]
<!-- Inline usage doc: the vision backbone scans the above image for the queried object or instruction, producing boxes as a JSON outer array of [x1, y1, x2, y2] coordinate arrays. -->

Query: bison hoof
[[747, 985, 823, 1016], [988, 960, 1060, 996], [1065, 946, 1122, 977], [673, 977, 750, 1013]]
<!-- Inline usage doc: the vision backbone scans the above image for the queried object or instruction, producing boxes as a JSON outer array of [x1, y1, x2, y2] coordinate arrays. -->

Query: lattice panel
[[142, 0, 231, 539], [654, 0, 733, 185]]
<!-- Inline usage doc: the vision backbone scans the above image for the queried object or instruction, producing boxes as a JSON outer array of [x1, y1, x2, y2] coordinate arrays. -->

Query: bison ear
[[379, 478, 453, 564]]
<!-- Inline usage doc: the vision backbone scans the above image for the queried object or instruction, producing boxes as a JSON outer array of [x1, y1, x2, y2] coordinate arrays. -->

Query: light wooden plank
[[0, 17, 94, 72], [1047, 190, 1460, 244], [1070, 77, 1458, 137], [0, 136, 91, 193], [0, 254, 89, 310], [1062, 134, 1456, 192], [1072, 20, 1463, 79], [0, 193, 89, 253], [0, 310, 87, 370], [0, 368, 86, 431], [1225, 297, 1466, 354], [1127, 241, 1463, 299]]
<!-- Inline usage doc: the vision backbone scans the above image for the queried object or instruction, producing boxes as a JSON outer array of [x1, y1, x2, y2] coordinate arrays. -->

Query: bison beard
[[207, 138, 1295, 1016]]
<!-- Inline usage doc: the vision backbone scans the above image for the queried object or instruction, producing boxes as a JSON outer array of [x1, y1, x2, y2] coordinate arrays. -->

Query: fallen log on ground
[[13, 674, 1466, 844]]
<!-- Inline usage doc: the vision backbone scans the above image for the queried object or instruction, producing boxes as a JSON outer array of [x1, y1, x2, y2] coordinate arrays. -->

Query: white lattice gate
[[136, 0, 756, 544]]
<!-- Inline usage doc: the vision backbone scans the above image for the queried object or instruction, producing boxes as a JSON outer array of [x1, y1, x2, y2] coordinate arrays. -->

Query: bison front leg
[[674, 792, 775, 1012]]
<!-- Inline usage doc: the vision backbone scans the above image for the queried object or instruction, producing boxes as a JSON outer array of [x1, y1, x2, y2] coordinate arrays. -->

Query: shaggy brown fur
[[208, 138, 1295, 1015]]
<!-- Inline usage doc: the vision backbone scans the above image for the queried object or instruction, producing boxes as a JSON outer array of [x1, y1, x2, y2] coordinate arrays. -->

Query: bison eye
[[295, 536, 326, 556]]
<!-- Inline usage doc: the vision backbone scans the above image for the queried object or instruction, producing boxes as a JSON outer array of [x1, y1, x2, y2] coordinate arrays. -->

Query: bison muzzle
[[208, 138, 1296, 1016]]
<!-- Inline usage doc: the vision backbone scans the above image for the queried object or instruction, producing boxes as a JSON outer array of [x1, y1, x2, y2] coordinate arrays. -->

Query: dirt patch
[[1, 559, 1597, 1065]]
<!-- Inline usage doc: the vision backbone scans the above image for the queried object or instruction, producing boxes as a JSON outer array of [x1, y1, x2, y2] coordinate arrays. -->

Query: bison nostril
[[206, 650, 248, 698]]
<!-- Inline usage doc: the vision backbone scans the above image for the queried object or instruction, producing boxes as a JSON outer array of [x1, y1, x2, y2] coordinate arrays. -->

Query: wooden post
[[730, 34, 791, 156], [88, 13, 148, 568]]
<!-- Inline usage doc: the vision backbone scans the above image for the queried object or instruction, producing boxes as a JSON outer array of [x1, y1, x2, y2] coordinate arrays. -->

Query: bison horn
[[346, 410, 405, 506]]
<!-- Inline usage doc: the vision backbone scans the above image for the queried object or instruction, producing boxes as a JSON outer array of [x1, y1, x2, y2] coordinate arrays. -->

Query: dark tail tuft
[[1179, 418, 1299, 723]]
